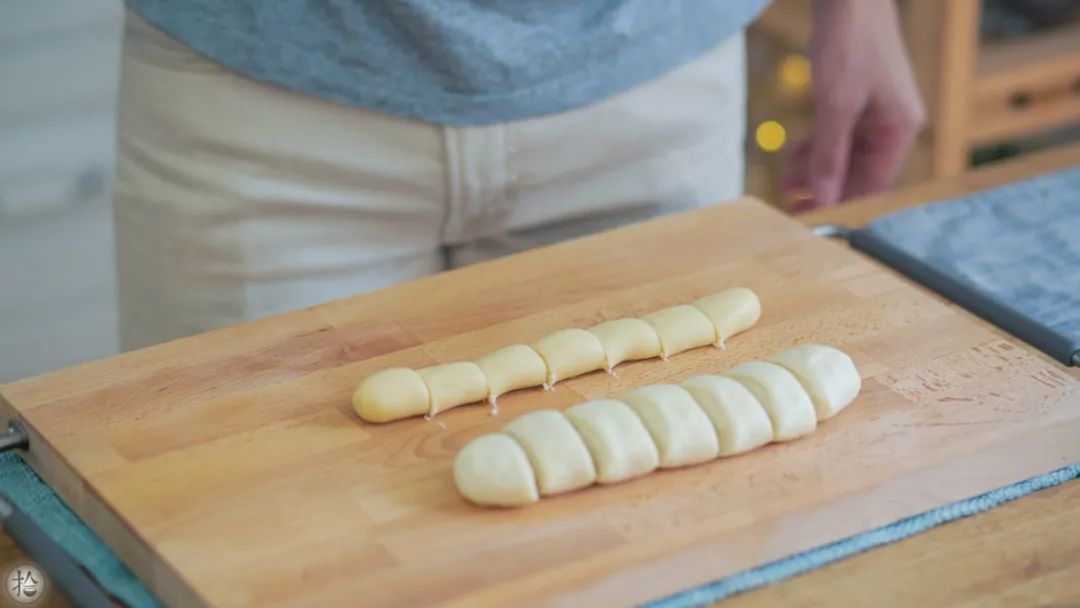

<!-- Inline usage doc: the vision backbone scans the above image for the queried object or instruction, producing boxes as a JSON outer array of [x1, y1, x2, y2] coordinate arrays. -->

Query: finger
[[842, 103, 921, 199], [809, 95, 861, 206], [778, 138, 812, 193]]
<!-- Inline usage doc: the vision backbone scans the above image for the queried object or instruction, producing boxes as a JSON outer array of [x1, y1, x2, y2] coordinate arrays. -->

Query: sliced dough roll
[[680, 375, 773, 455], [623, 385, 719, 468], [564, 400, 659, 484], [770, 344, 862, 420], [503, 410, 597, 496], [531, 328, 606, 386], [454, 434, 539, 507], [419, 362, 490, 416], [693, 287, 761, 346], [641, 305, 717, 359], [476, 344, 548, 402], [724, 362, 816, 441], [352, 368, 430, 423], [588, 318, 662, 371]]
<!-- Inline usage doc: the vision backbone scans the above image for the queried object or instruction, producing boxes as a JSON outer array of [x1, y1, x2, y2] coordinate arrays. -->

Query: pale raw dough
[[453, 434, 539, 507], [531, 328, 606, 385], [680, 375, 773, 455], [352, 368, 430, 423], [588, 318, 662, 371], [693, 287, 761, 346], [503, 410, 597, 496], [641, 305, 717, 359], [475, 344, 549, 402], [769, 344, 861, 420], [418, 362, 490, 416], [564, 400, 659, 484], [623, 384, 719, 468], [453, 343, 863, 508], [724, 362, 816, 441], [353, 287, 763, 423]]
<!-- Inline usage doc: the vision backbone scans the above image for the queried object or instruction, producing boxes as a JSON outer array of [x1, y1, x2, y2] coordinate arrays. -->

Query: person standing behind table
[[114, 0, 925, 350]]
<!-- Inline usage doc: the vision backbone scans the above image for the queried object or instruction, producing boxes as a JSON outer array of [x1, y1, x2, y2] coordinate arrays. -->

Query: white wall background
[[0, 0, 125, 382]]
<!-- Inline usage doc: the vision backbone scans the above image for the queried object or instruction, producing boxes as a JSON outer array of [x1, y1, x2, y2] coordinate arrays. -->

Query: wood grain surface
[[1, 147, 1079, 607]]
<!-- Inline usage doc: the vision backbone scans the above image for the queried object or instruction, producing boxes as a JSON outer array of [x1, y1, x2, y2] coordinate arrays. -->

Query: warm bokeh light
[[755, 120, 787, 152], [778, 53, 812, 93]]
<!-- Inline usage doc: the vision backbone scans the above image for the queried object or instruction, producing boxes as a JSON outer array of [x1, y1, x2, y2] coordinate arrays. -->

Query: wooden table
[[3, 144, 1077, 608]]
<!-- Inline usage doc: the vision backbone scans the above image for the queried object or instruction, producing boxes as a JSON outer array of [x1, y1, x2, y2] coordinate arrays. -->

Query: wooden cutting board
[[1, 198, 1078, 608]]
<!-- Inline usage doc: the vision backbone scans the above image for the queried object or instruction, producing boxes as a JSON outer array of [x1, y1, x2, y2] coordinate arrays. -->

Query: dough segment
[[769, 344, 861, 420], [680, 375, 773, 455], [724, 362, 817, 441], [531, 328, 607, 386], [454, 434, 539, 507], [353, 287, 762, 423], [503, 410, 597, 496], [453, 343, 861, 508], [623, 385, 719, 467], [476, 344, 548, 403], [693, 287, 761, 347], [588, 319, 662, 371], [352, 368, 430, 423], [419, 362, 490, 416], [564, 400, 659, 484], [641, 305, 717, 359]]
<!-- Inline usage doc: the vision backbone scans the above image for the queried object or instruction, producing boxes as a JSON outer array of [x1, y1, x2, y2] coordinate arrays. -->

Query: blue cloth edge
[[641, 463, 1080, 608]]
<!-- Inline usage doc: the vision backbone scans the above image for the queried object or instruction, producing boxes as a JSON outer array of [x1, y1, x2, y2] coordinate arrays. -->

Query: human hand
[[782, 0, 926, 211]]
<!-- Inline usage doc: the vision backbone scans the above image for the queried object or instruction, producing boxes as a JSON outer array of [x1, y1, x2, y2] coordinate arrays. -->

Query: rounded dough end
[[769, 344, 861, 420], [454, 434, 539, 507], [353, 368, 431, 423]]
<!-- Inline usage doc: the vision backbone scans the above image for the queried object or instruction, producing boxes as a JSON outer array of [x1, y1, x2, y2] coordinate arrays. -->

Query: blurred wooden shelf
[[753, 0, 1080, 181], [971, 19, 1080, 146]]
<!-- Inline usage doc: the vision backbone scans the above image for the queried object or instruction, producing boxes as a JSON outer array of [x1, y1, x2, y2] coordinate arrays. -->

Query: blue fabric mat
[[645, 464, 1080, 608], [866, 167, 1080, 347]]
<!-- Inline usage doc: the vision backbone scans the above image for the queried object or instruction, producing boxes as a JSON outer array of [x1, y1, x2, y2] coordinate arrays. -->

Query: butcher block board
[[1, 197, 1078, 608]]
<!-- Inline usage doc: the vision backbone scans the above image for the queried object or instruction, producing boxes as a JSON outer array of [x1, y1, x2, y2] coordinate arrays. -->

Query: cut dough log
[[588, 319, 662, 371], [770, 344, 861, 420], [352, 368, 430, 423], [503, 410, 597, 496], [680, 375, 773, 455], [419, 362, 490, 416], [623, 385, 719, 467], [454, 434, 539, 507], [353, 287, 762, 423], [564, 400, 659, 484], [641, 305, 717, 359], [532, 328, 607, 386], [693, 287, 761, 346], [724, 362, 816, 441], [453, 343, 861, 508], [476, 345, 548, 402]]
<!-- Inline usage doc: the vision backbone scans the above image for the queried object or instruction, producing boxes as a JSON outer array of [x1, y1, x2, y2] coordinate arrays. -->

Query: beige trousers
[[114, 12, 747, 351]]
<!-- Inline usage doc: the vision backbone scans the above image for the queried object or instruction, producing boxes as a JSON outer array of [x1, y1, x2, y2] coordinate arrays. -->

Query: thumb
[[809, 95, 861, 206]]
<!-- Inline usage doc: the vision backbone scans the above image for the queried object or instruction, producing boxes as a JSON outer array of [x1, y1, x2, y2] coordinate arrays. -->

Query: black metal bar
[[846, 228, 1079, 366]]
